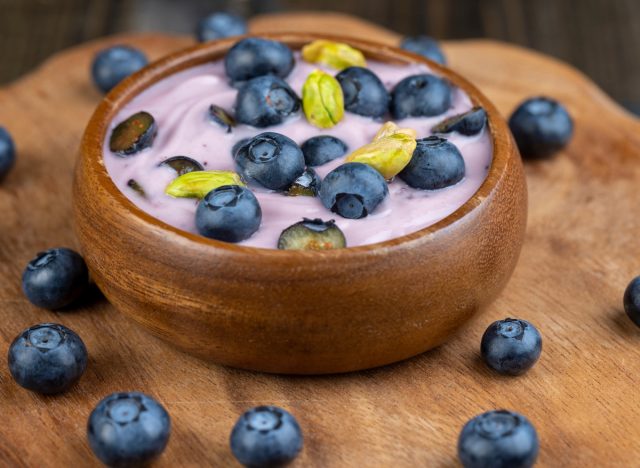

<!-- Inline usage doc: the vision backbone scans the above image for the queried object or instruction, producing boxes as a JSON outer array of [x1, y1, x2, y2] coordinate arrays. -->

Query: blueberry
[[400, 36, 446, 65], [0, 126, 15, 182], [399, 136, 465, 190], [335, 67, 390, 118], [278, 218, 346, 250], [8, 323, 87, 394], [225, 37, 294, 82], [481, 318, 542, 376], [22, 248, 89, 309], [235, 76, 301, 128], [196, 185, 261, 242], [208, 104, 236, 133], [390, 73, 451, 119], [230, 406, 303, 467], [458, 410, 539, 468], [432, 106, 487, 136], [508, 97, 573, 159], [159, 156, 204, 176], [234, 132, 305, 190], [91, 45, 148, 94], [232, 138, 251, 158], [623, 276, 640, 327], [286, 168, 322, 197], [301, 135, 348, 167], [109, 111, 157, 156], [88, 392, 171, 467], [319, 162, 388, 219], [127, 179, 146, 198], [196, 12, 247, 42]]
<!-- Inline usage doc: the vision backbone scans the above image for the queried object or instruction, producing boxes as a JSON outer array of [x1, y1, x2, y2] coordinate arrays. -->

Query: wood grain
[[1, 12, 640, 466], [73, 33, 525, 374]]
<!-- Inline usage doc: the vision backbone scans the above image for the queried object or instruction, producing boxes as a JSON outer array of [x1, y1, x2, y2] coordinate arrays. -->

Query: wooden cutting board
[[1, 12, 639, 467]]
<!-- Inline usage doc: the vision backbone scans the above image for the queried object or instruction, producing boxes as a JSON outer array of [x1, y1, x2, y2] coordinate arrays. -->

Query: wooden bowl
[[73, 33, 527, 374]]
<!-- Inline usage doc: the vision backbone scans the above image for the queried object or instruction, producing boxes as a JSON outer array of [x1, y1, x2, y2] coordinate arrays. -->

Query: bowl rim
[[81, 32, 514, 258]]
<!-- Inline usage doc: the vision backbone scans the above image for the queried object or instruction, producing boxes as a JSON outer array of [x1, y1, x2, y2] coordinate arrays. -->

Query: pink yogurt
[[103, 55, 493, 248]]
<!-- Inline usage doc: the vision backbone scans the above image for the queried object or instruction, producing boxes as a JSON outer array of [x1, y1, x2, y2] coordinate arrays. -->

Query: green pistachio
[[302, 70, 344, 129], [165, 170, 245, 199], [302, 40, 367, 70], [346, 122, 417, 179]]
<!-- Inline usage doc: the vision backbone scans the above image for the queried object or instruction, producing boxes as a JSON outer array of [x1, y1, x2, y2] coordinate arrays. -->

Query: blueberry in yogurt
[[91, 45, 148, 94], [319, 162, 388, 219], [481, 318, 542, 376], [336, 66, 390, 119], [88, 392, 171, 467], [400, 35, 446, 65], [109, 111, 157, 156], [8, 323, 87, 394], [196, 12, 247, 42], [225, 37, 294, 82], [208, 104, 236, 132], [458, 410, 539, 468], [235, 76, 301, 128], [230, 406, 303, 467], [509, 96, 573, 159], [234, 132, 305, 191], [301, 135, 348, 167], [286, 167, 322, 197], [278, 218, 346, 250], [22, 247, 89, 310], [432, 106, 487, 136], [196, 185, 261, 242], [399, 136, 465, 190], [0, 126, 15, 182], [391, 74, 451, 118]]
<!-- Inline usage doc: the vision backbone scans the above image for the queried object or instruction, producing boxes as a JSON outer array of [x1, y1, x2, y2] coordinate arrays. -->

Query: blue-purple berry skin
[[481, 318, 542, 376]]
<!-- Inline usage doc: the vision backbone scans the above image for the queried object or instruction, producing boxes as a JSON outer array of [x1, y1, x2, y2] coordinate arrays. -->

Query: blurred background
[[1, 0, 638, 113]]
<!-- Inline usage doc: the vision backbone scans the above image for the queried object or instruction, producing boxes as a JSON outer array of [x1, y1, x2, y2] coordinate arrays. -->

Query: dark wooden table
[[1, 12, 639, 467]]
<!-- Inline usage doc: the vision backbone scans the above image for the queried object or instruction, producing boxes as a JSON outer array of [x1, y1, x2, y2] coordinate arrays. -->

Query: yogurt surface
[[103, 55, 493, 248]]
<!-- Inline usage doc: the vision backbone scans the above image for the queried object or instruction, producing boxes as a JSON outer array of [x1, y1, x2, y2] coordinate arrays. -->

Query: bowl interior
[[84, 33, 511, 257]]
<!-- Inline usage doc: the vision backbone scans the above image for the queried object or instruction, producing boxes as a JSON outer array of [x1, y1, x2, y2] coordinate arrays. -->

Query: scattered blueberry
[[109, 111, 157, 156], [159, 156, 204, 176], [319, 162, 388, 219], [624, 276, 640, 327], [196, 12, 247, 42], [208, 104, 236, 132], [196, 185, 261, 242], [225, 37, 294, 82], [235, 75, 301, 128], [22, 248, 89, 310], [335, 67, 390, 118], [458, 410, 539, 468], [88, 392, 171, 467], [432, 106, 487, 136], [8, 323, 87, 394], [234, 132, 305, 190], [400, 35, 446, 65], [286, 167, 322, 197], [0, 126, 15, 182], [301, 135, 348, 167], [399, 136, 465, 190], [390, 73, 451, 119], [230, 406, 303, 467], [508, 97, 573, 159], [278, 218, 346, 250], [91, 45, 148, 94], [481, 318, 542, 376]]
